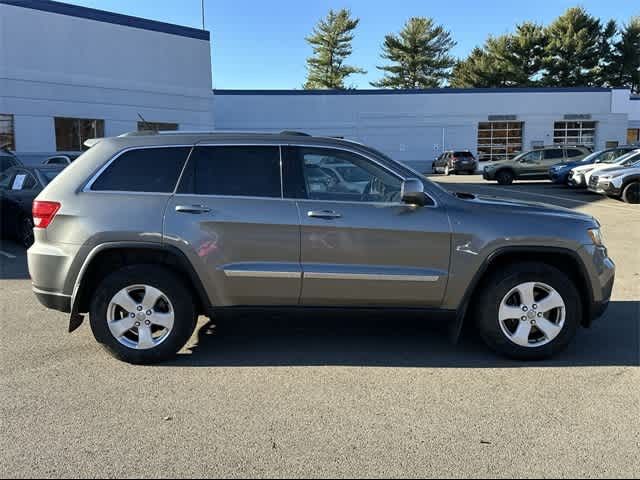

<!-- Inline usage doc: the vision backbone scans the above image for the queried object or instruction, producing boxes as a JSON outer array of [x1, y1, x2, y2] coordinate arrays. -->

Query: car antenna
[[138, 113, 156, 133]]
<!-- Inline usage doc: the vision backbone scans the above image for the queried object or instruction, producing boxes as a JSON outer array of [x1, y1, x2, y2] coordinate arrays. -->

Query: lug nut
[[521, 316, 527, 321], [522, 306, 528, 312], [532, 304, 538, 310], [130, 313, 136, 318], [537, 312, 543, 318], [146, 310, 152, 316], [135, 322, 140, 327], [145, 320, 151, 326], [137, 305, 143, 311]]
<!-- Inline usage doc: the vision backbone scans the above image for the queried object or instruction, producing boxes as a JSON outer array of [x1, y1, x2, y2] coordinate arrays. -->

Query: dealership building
[[2, 0, 639, 169]]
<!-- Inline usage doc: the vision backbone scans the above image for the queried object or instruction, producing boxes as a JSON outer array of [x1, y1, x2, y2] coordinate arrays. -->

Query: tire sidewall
[[622, 181, 640, 204], [497, 170, 514, 185], [89, 264, 196, 364], [476, 263, 581, 360]]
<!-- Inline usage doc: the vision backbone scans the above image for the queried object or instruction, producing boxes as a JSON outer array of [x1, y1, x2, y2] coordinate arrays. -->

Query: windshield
[[621, 152, 640, 166], [602, 150, 637, 164], [40, 170, 62, 184]]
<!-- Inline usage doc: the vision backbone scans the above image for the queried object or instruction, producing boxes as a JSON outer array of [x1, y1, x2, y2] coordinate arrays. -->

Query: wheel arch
[[70, 243, 212, 332], [449, 246, 593, 343]]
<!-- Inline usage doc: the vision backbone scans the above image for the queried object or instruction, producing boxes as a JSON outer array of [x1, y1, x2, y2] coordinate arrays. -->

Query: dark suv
[[432, 151, 477, 175], [28, 132, 614, 364]]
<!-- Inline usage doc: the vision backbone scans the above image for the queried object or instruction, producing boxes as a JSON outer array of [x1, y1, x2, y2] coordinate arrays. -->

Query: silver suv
[[28, 131, 615, 364]]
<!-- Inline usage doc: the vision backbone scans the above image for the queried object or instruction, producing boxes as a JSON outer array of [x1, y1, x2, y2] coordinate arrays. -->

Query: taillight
[[32, 201, 61, 229]]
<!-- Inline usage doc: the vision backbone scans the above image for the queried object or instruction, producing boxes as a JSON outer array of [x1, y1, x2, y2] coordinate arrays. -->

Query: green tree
[[371, 17, 456, 88], [542, 7, 603, 86], [304, 9, 366, 89], [450, 24, 546, 88], [601, 17, 640, 92]]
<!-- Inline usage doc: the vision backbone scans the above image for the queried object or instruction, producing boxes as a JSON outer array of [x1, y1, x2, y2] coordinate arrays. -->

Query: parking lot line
[[467, 185, 637, 212], [0, 250, 17, 259]]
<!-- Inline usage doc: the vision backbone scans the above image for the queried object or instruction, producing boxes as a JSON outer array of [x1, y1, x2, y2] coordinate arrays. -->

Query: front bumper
[[589, 178, 622, 197], [579, 245, 615, 326], [483, 169, 496, 180], [549, 171, 569, 184], [568, 172, 586, 187]]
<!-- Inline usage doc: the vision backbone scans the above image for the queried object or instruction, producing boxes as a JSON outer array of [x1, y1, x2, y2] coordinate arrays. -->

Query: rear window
[[565, 149, 585, 158], [91, 147, 191, 192], [453, 151, 474, 158], [178, 146, 281, 197]]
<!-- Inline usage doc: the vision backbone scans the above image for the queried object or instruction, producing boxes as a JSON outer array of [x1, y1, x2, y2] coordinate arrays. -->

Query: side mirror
[[401, 178, 426, 206]]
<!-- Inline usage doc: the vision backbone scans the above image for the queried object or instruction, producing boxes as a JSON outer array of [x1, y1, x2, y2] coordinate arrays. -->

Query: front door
[[164, 145, 302, 307], [283, 146, 451, 307]]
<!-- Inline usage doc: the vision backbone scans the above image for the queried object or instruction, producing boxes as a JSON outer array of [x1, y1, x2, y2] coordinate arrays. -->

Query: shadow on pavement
[[0, 240, 29, 280], [168, 301, 639, 368]]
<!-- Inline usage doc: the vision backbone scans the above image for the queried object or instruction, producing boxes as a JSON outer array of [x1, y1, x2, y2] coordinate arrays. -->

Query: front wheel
[[496, 170, 514, 185], [475, 262, 581, 360], [622, 181, 640, 204], [89, 265, 197, 364]]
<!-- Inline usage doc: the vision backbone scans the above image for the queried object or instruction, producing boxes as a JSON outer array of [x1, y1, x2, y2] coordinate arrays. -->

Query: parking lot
[[0, 175, 638, 478]]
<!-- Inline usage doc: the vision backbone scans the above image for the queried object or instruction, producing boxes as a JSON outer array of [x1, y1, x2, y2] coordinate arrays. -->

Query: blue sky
[[65, 0, 638, 89]]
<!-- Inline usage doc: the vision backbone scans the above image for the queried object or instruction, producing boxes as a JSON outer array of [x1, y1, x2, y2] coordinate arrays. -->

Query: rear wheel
[[496, 170, 514, 185], [621, 181, 640, 204], [89, 265, 197, 364], [475, 262, 581, 360]]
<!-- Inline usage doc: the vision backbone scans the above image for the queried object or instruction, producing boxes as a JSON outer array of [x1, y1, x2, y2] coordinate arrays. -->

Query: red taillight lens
[[32, 201, 61, 229]]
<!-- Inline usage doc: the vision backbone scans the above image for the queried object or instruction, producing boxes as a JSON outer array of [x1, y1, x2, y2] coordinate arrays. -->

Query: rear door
[[283, 145, 451, 307], [163, 144, 302, 307]]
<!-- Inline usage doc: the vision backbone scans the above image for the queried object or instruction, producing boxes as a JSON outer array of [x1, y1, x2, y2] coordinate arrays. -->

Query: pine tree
[[450, 24, 545, 88], [371, 17, 456, 89], [542, 7, 603, 86], [602, 17, 640, 93], [304, 9, 366, 89]]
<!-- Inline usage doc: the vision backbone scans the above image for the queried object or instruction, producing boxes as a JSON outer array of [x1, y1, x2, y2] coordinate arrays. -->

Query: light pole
[[201, 0, 205, 30]]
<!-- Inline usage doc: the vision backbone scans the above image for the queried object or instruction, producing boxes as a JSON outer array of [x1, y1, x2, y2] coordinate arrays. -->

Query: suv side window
[[11, 172, 36, 190], [283, 146, 402, 203], [91, 147, 191, 193], [519, 150, 542, 163], [178, 146, 281, 197], [543, 149, 564, 161], [565, 148, 585, 159]]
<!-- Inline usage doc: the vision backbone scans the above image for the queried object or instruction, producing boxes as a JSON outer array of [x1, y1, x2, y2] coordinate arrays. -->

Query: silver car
[[28, 131, 615, 364]]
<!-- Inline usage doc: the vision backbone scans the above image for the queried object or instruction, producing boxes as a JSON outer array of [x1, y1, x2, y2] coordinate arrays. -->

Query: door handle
[[307, 210, 342, 219], [175, 205, 212, 214]]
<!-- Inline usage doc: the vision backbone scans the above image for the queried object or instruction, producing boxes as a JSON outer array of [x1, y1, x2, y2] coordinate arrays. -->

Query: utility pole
[[201, 0, 205, 30]]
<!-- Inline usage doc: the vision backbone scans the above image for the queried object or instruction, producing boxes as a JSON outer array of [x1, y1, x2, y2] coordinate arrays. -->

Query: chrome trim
[[32, 287, 71, 298], [82, 145, 195, 193], [304, 272, 439, 282], [224, 270, 301, 279]]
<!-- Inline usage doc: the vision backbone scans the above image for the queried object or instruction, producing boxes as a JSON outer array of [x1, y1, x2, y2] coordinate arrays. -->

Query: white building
[[0, 0, 214, 154], [1, 0, 639, 172], [213, 88, 640, 171]]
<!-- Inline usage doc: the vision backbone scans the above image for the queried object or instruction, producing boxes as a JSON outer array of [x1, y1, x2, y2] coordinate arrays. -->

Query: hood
[[454, 192, 595, 223], [594, 164, 640, 177]]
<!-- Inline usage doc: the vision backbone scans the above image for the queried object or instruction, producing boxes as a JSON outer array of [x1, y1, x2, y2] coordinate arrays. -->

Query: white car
[[569, 149, 640, 187], [588, 161, 640, 203]]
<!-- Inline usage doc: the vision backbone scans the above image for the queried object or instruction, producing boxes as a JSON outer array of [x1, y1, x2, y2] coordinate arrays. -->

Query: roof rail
[[279, 130, 311, 136]]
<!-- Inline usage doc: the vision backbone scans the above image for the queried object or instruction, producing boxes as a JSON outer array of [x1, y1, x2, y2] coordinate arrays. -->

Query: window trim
[[82, 145, 195, 194]]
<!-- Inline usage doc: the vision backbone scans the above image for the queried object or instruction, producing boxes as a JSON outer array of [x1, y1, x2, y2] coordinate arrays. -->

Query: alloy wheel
[[498, 282, 566, 348], [107, 284, 175, 350]]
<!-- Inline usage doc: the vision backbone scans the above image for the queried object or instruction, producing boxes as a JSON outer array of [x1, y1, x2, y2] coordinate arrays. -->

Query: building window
[[628, 128, 640, 144], [0, 114, 15, 150], [55, 117, 105, 151], [477, 121, 523, 162], [553, 121, 596, 148], [137, 122, 179, 132]]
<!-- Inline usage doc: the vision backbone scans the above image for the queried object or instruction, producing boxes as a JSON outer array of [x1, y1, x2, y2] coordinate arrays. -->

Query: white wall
[[213, 90, 629, 169], [0, 2, 215, 152]]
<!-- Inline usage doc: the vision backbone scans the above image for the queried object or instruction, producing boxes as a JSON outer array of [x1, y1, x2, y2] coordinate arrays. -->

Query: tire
[[621, 181, 640, 204], [18, 215, 34, 248], [89, 264, 197, 364], [496, 170, 514, 185], [475, 262, 581, 360]]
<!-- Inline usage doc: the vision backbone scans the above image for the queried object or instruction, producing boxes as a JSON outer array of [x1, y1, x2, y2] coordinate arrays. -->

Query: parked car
[[548, 146, 636, 185], [569, 149, 640, 188], [318, 162, 371, 194], [0, 165, 65, 246], [28, 131, 614, 364], [0, 147, 22, 173], [42, 153, 81, 166], [432, 151, 477, 175], [588, 159, 640, 203], [483, 145, 591, 185]]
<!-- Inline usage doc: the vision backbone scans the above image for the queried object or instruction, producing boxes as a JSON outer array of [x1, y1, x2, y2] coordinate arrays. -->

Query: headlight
[[588, 228, 604, 247]]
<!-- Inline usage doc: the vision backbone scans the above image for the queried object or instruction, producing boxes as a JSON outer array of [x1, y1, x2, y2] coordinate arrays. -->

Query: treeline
[[303, 7, 639, 93]]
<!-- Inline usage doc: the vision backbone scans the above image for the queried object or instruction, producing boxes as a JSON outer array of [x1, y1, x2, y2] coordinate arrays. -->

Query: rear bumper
[[33, 287, 71, 313], [452, 163, 477, 173]]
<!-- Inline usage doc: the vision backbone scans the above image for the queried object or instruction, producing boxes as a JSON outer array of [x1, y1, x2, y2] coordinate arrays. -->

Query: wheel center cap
[[136, 312, 146, 321], [527, 310, 536, 320]]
